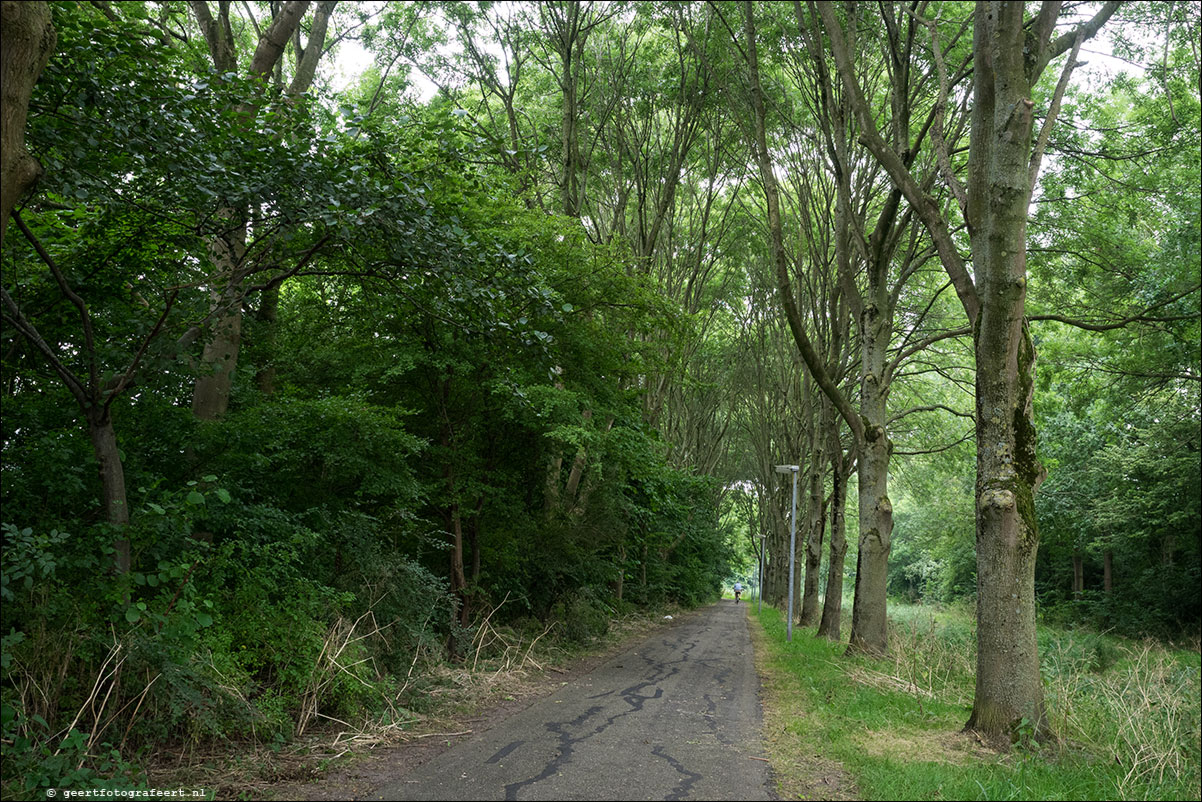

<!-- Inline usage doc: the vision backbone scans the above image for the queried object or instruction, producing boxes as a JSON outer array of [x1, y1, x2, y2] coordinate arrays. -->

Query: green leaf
[[186, 490, 205, 505]]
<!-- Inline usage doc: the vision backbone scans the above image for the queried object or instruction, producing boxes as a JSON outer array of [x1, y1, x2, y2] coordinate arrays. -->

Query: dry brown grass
[[852, 727, 996, 766], [1044, 637, 1202, 799], [145, 605, 680, 800]]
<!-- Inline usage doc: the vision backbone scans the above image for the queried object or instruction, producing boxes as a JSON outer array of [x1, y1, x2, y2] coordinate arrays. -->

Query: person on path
[[733, 581, 743, 603]]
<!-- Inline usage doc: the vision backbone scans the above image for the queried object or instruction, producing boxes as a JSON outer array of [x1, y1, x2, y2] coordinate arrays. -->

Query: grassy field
[[749, 601, 1201, 801]]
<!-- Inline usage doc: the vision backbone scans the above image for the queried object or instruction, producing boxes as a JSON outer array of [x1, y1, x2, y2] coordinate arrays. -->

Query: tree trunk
[[746, 0, 885, 650], [816, 0, 1119, 741], [187, 1, 317, 419], [436, 372, 470, 656], [192, 304, 243, 420], [448, 500, 468, 626], [963, 2, 1047, 738], [968, 321, 1044, 735], [640, 543, 648, 590], [850, 425, 891, 654], [0, 1, 55, 250], [614, 542, 625, 602], [799, 433, 826, 626], [254, 284, 279, 395], [562, 408, 592, 506], [768, 490, 789, 608], [86, 406, 130, 573], [469, 495, 484, 584], [1072, 549, 1084, 599], [1103, 549, 1113, 593], [818, 444, 850, 640], [848, 284, 893, 655], [544, 452, 563, 516], [545, 0, 585, 218]]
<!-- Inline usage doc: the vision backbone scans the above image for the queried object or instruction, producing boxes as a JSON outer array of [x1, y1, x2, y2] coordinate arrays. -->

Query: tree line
[[0, 0, 1197, 790]]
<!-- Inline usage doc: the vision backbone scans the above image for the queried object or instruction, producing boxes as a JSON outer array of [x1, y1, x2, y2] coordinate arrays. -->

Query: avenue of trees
[[1, 0, 1198, 791]]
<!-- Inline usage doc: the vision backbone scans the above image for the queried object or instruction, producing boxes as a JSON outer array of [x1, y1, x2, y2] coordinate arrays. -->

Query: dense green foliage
[[1, 3, 734, 795]]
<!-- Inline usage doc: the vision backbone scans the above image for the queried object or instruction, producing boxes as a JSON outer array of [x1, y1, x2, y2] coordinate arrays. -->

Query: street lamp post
[[776, 464, 800, 642]]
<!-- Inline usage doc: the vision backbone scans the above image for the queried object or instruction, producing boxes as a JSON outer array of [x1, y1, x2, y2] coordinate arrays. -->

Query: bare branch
[[238, 0, 262, 41], [1, 287, 90, 408], [1037, 1, 1123, 77], [744, 0, 864, 444], [913, 5, 969, 220], [814, 0, 979, 325], [14, 211, 100, 397], [888, 403, 975, 426], [1029, 284, 1201, 332], [894, 428, 975, 456], [1030, 31, 1083, 194], [894, 321, 973, 359], [103, 291, 180, 408]]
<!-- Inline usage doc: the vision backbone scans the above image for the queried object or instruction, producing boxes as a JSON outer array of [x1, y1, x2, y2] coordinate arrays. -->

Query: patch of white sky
[[318, 1, 1162, 231], [320, 1, 514, 103], [322, 3, 1151, 100]]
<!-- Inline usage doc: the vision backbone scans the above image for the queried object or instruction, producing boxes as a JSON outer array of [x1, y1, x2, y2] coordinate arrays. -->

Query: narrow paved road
[[369, 601, 775, 801]]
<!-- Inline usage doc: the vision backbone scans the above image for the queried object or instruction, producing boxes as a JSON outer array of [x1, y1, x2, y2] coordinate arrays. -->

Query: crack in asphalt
[[486, 740, 525, 765], [502, 637, 700, 799], [374, 603, 774, 801], [650, 745, 703, 801]]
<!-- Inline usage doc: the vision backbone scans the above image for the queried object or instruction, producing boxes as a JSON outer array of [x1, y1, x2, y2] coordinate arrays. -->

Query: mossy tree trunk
[[818, 0, 1120, 738], [847, 258, 895, 655], [960, 1, 1123, 739]]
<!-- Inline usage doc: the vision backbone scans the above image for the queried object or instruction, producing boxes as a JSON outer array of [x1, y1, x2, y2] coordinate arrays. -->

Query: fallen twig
[[410, 729, 472, 739]]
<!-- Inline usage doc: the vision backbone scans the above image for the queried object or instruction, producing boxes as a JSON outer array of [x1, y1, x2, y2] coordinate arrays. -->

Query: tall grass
[[752, 601, 1202, 801], [1042, 635, 1201, 799]]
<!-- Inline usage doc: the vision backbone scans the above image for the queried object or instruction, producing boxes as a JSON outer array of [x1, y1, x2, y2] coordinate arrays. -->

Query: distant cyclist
[[733, 581, 744, 603]]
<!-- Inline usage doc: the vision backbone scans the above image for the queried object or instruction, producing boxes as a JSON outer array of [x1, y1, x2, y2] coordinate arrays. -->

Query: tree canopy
[[1, 0, 1198, 792]]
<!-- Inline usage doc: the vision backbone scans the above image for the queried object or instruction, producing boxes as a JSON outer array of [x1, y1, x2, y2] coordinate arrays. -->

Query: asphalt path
[[370, 600, 775, 801]]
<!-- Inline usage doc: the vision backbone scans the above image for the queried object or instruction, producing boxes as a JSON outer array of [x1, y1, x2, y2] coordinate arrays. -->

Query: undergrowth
[[752, 600, 1201, 801]]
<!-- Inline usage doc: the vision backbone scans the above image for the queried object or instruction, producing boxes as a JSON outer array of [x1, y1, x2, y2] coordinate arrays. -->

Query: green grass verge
[[750, 602, 1201, 801]]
